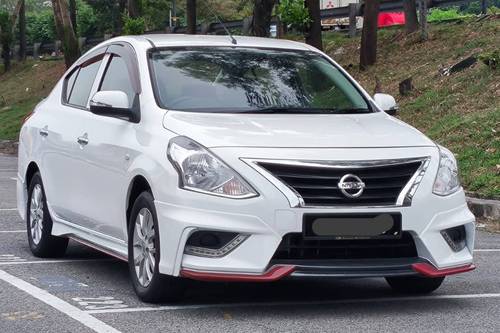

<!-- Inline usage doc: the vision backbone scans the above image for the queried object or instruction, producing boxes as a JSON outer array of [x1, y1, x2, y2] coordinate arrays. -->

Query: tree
[[19, 0, 26, 60], [0, 10, 13, 71], [403, 0, 418, 34], [52, 0, 80, 68], [359, 0, 380, 70], [128, 0, 141, 18], [69, 0, 76, 34], [252, 0, 275, 37], [304, 0, 322, 50], [186, 0, 196, 34]]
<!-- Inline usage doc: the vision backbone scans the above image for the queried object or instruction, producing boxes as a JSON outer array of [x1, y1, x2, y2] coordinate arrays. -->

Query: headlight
[[168, 136, 258, 198], [433, 145, 460, 196]]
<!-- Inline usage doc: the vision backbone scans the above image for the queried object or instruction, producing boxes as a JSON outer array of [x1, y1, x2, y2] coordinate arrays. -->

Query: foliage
[[0, 10, 13, 71], [277, 0, 311, 31], [26, 10, 56, 43], [460, 0, 500, 14], [76, 0, 97, 37], [123, 15, 145, 35], [427, 8, 473, 22], [479, 50, 499, 70]]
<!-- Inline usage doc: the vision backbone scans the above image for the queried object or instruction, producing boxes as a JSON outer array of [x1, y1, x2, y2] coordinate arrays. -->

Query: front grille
[[273, 232, 418, 260], [258, 159, 423, 207]]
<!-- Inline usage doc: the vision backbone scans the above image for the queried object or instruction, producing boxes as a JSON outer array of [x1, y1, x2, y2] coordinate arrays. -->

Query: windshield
[[149, 47, 371, 113]]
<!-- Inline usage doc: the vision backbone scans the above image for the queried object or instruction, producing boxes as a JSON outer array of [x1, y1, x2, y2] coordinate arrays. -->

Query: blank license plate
[[303, 213, 402, 240]]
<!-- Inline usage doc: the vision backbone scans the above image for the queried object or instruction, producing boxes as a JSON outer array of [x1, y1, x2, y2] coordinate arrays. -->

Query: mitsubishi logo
[[338, 174, 365, 198]]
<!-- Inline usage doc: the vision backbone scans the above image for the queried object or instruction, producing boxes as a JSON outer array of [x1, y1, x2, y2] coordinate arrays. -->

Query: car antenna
[[203, 2, 237, 45]]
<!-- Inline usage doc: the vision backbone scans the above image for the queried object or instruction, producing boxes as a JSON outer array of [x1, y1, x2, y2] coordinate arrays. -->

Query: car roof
[[130, 34, 313, 51]]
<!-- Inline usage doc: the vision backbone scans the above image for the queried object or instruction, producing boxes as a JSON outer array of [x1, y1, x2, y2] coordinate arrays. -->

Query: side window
[[67, 58, 102, 108], [65, 68, 79, 103], [99, 55, 135, 108]]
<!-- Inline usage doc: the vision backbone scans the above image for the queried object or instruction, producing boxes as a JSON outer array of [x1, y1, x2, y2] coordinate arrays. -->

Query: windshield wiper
[[239, 107, 372, 114]]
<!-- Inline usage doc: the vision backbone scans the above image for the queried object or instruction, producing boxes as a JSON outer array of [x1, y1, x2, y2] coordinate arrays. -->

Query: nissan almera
[[17, 35, 475, 302]]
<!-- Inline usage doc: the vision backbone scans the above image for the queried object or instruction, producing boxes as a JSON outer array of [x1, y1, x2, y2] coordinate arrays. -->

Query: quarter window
[[67, 58, 103, 108], [99, 55, 135, 108]]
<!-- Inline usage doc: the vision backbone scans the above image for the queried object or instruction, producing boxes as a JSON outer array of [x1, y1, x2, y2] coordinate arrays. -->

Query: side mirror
[[373, 93, 399, 115], [90, 91, 136, 122]]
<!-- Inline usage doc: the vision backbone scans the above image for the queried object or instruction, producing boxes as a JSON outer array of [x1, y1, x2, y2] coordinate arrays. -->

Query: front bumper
[[180, 260, 476, 282], [153, 146, 475, 279]]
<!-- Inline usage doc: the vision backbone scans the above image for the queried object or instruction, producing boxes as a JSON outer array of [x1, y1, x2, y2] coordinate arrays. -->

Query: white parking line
[[85, 292, 500, 314], [474, 249, 500, 252], [0, 258, 115, 266], [0, 230, 25, 233], [0, 208, 17, 211], [0, 270, 120, 333]]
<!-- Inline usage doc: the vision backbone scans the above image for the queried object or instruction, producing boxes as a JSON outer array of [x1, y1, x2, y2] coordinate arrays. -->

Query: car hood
[[163, 111, 435, 148]]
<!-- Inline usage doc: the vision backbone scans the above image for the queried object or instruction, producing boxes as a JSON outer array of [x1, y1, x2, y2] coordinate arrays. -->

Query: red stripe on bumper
[[180, 265, 295, 282], [412, 262, 475, 278]]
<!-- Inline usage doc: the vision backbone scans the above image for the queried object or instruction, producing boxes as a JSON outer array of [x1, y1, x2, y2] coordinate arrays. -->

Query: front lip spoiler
[[180, 261, 475, 282], [411, 262, 476, 278], [180, 265, 295, 282]]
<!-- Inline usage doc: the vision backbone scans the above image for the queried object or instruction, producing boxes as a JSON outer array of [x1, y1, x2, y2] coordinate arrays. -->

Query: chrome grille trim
[[242, 157, 430, 208]]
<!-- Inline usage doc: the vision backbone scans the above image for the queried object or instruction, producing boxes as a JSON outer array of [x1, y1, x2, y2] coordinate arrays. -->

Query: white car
[[17, 35, 475, 302]]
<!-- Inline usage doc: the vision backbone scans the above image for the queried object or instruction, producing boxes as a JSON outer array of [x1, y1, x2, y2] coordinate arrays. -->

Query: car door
[[78, 43, 142, 241], [41, 50, 107, 225]]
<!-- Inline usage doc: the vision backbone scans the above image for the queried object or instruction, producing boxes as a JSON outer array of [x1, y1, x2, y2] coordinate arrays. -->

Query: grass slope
[[321, 18, 499, 198], [0, 60, 66, 141]]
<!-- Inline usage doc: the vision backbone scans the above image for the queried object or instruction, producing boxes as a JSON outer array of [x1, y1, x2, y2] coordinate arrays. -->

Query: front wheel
[[128, 192, 185, 303], [386, 275, 445, 294], [27, 172, 68, 257]]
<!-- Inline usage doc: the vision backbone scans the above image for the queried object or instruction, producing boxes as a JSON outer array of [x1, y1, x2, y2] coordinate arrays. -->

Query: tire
[[386, 275, 445, 294], [128, 192, 185, 303], [26, 172, 68, 258]]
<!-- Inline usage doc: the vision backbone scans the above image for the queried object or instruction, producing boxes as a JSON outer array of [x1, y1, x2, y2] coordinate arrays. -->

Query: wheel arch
[[25, 161, 40, 189], [126, 175, 153, 226]]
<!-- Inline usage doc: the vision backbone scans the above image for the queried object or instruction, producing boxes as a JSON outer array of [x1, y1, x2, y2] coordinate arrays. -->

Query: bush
[[123, 16, 145, 35], [427, 8, 473, 22], [277, 0, 311, 32], [26, 10, 56, 43], [76, 0, 97, 37]]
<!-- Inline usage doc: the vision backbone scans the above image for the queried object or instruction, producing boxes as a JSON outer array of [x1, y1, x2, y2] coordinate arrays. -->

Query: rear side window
[[66, 58, 102, 108], [99, 55, 135, 108]]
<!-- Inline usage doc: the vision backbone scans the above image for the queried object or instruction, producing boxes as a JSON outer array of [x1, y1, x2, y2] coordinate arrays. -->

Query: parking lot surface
[[0, 154, 499, 332]]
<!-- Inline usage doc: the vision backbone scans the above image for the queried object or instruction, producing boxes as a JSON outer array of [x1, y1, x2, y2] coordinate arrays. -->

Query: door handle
[[39, 127, 49, 137], [77, 135, 89, 146]]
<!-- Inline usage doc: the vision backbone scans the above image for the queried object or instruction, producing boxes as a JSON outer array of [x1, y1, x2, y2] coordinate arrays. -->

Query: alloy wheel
[[29, 184, 44, 245], [133, 208, 156, 287]]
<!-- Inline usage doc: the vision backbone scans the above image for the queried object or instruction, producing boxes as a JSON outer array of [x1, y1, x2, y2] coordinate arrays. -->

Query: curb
[[467, 197, 500, 221], [0, 140, 18, 156]]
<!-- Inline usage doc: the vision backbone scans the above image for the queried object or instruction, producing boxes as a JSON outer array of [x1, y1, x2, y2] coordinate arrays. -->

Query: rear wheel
[[128, 192, 185, 303], [27, 172, 68, 257], [386, 275, 445, 294]]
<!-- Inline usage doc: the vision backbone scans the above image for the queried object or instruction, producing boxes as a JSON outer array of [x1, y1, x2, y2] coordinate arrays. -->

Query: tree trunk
[[304, 0, 323, 50], [69, 0, 77, 35], [19, 0, 26, 61], [52, 0, 80, 69], [128, 0, 141, 18], [360, 0, 380, 70], [186, 0, 196, 34], [419, 0, 428, 41], [403, 0, 418, 34], [115, 0, 126, 34], [252, 0, 275, 37]]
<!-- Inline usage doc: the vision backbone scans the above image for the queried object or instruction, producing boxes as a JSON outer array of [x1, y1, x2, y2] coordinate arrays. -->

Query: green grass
[[0, 98, 41, 140]]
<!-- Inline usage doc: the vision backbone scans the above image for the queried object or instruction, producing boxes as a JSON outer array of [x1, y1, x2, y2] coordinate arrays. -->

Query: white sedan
[[17, 34, 475, 302]]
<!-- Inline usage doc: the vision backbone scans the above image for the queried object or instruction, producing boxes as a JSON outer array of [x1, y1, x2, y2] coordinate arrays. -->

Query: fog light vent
[[185, 231, 248, 258], [441, 225, 466, 252]]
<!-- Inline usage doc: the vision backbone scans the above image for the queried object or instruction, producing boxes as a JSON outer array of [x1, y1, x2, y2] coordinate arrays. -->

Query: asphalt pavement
[[0, 154, 499, 333]]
